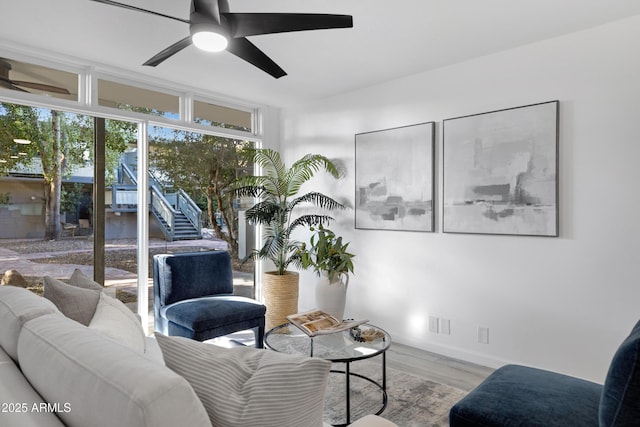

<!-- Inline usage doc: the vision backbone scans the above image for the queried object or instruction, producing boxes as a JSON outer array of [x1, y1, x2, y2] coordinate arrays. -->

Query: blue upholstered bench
[[449, 319, 640, 427]]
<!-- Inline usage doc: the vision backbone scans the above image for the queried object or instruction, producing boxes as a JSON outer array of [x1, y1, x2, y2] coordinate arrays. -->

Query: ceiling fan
[[0, 59, 70, 95], [89, 0, 353, 79]]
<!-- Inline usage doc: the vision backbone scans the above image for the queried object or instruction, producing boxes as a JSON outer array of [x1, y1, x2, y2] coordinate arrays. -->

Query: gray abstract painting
[[443, 101, 558, 236], [355, 122, 434, 232]]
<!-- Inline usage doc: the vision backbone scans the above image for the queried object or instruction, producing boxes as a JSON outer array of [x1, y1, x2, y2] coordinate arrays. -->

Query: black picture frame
[[442, 101, 559, 236], [355, 122, 435, 232]]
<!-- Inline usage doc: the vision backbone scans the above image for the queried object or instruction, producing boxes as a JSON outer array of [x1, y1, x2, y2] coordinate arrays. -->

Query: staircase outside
[[113, 155, 203, 242]]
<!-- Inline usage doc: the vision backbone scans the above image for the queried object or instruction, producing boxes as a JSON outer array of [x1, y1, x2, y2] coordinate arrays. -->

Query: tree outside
[[149, 129, 253, 256], [0, 103, 133, 239]]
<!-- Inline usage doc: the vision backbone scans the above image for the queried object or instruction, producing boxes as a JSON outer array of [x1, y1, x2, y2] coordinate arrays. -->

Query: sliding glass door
[[0, 101, 257, 333]]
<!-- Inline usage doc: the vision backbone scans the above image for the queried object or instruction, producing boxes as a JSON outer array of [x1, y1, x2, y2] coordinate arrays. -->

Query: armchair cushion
[[599, 319, 640, 426], [156, 251, 233, 306], [450, 319, 640, 427], [163, 296, 266, 332], [449, 364, 602, 427]]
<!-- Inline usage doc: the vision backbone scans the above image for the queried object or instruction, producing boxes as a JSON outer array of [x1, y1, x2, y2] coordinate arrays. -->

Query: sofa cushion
[[0, 346, 65, 427], [88, 292, 146, 354], [155, 332, 331, 427], [43, 276, 100, 326], [449, 364, 602, 427], [599, 319, 640, 426], [0, 285, 60, 361], [18, 314, 212, 427], [69, 268, 103, 291]]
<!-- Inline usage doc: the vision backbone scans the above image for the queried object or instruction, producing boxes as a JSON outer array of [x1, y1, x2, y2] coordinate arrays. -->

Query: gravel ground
[[3, 238, 171, 255], [3, 237, 252, 304], [2, 238, 253, 274]]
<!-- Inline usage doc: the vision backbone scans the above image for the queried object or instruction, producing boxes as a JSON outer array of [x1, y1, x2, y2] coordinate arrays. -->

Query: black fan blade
[[226, 37, 286, 79], [224, 13, 353, 38], [143, 36, 193, 67], [88, 0, 190, 24], [10, 80, 70, 95], [193, 0, 221, 24], [0, 77, 28, 92]]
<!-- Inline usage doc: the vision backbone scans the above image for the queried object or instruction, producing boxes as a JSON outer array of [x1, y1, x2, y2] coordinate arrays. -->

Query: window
[[98, 79, 180, 119], [0, 57, 78, 101], [0, 58, 262, 330], [193, 99, 253, 132]]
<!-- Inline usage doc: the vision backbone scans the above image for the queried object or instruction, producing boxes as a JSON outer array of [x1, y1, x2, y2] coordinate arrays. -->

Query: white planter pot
[[315, 271, 349, 321]]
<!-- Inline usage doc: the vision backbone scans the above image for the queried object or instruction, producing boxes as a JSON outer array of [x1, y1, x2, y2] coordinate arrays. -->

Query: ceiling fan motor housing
[[190, 12, 229, 52]]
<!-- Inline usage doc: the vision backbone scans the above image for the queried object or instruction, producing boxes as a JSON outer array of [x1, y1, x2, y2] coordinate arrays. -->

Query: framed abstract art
[[443, 101, 559, 236], [355, 122, 435, 232]]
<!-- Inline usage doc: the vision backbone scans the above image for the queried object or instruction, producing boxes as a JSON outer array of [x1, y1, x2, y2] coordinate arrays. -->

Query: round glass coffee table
[[264, 323, 391, 427]]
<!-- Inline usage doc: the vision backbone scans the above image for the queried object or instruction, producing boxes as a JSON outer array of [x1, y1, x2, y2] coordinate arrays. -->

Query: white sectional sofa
[[0, 284, 397, 427]]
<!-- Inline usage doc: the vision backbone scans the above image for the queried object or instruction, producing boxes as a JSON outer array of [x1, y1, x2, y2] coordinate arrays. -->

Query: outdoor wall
[[105, 211, 164, 240], [280, 15, 640, 382], [0, 177, 165, 240], [0, 180, 45, 238]]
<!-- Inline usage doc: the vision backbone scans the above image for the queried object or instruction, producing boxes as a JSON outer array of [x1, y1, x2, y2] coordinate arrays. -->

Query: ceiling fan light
[[192, 31, 228, 52]]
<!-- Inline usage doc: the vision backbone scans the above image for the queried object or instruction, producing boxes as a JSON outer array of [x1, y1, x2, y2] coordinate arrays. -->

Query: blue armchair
[[449, 319, 640, 426], [153, 250, 266, 348]]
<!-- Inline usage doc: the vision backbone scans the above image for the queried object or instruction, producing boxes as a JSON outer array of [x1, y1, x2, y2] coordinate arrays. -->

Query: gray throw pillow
[[69, 268, 104, 291], [89, 292, 146, 354], [155, 333, 331, 427], [43, 276, 100, 326]]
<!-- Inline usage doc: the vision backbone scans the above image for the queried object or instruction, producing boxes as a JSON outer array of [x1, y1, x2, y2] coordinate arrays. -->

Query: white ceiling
[[2, 0, 640, 107]]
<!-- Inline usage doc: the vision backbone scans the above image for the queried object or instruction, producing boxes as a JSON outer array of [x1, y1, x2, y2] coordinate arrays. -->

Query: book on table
[[287, 309, 368, 337]]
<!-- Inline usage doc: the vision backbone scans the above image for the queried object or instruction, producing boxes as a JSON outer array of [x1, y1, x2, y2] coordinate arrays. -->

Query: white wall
[[279, 15, 640, 382]]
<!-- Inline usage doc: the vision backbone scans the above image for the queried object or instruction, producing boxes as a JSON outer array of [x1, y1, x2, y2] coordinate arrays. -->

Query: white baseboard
[[391, 334, 514, 370]]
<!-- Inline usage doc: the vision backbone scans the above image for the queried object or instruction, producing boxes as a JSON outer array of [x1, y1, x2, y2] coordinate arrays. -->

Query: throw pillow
[[43, 276, 100, 326], [69, 268, 104, 291], [155, 333, 331, 427], [89, 292, 146, 354]]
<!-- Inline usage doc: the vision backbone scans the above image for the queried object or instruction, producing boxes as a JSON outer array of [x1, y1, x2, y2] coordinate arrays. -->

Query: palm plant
[[234, 149, 345, 275]]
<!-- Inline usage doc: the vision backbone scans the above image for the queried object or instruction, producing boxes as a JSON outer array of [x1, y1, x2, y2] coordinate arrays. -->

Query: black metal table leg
[[345, 362, 351, 424]]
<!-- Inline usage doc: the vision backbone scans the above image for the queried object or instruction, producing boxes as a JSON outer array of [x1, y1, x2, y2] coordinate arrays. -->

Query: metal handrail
[[150, 186, 177, 236], [120, 162, 137, 185], [176, 189, 202, 235]]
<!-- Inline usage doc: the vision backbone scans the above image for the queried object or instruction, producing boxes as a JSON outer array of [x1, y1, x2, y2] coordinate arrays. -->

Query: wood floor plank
[[386, 343, 494, 391]]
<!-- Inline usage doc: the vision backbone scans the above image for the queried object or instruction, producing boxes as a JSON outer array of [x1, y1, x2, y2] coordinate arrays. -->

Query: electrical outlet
[[478, 327, 489, 344], [439, 318, 451, 335], [429, 316, 439, 333]]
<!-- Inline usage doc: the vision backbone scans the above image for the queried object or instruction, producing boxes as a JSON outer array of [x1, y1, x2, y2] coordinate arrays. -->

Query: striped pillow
[[155, 333, 331, 427]]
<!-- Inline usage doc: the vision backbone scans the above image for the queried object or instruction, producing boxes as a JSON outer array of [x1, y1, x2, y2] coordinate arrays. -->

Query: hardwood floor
[[386, 343, 494, 392]]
